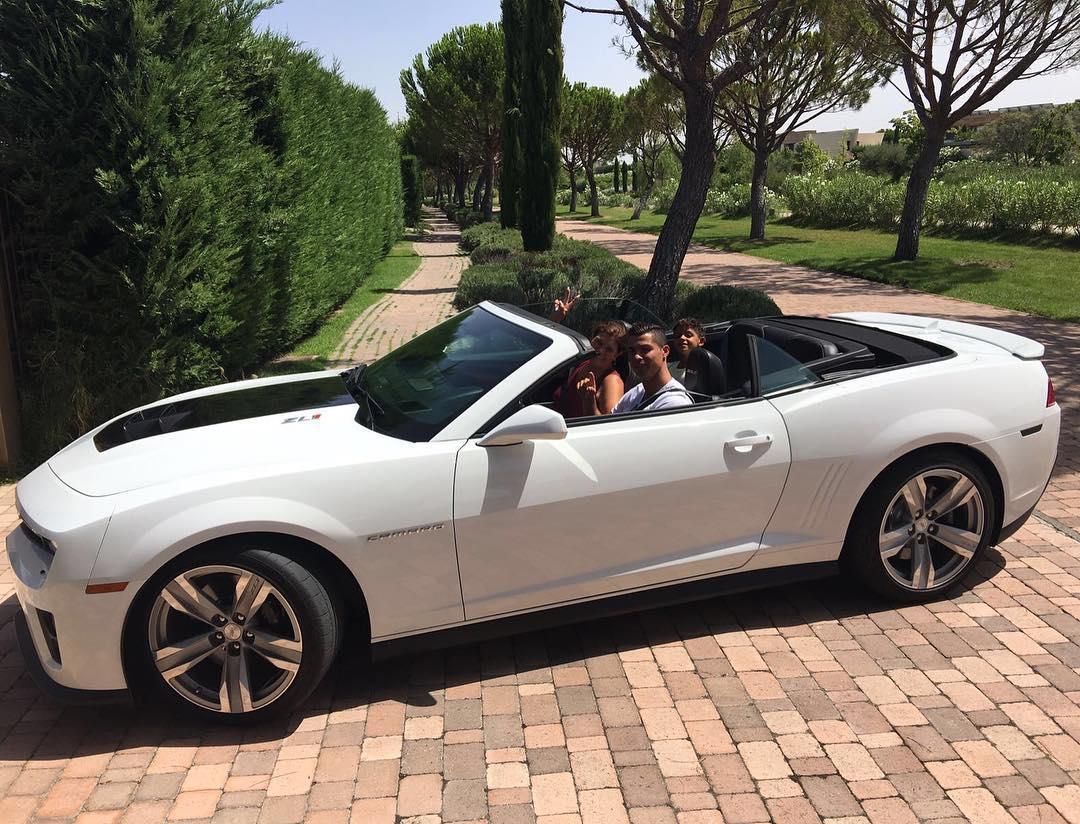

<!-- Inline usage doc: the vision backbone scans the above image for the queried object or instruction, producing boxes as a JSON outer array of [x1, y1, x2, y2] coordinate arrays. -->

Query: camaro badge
[[368, 523, 446, 543]]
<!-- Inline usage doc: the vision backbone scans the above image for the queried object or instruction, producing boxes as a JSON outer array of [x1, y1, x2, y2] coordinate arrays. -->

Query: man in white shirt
[[577, 322, 693, 415]]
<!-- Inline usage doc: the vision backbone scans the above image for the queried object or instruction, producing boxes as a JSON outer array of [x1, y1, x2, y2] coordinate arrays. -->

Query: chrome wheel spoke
[[219, 647, 253, 714], [901, 476, 927, 517], [161, 577, 225, 625], [233, 572, 269, 619], [880, 526, 912, 559], [911, 541, 935, 589], [250, 630, 303, 673], [929, 477, 975, 518], [149, 564, 304, 714], [879, 468, 984, 592], [154, 634, 220, 680], [932, 524, 979, 559]]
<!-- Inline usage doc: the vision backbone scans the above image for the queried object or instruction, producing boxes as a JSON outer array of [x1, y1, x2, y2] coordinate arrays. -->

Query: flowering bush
[[782, 171, 1080, 236]]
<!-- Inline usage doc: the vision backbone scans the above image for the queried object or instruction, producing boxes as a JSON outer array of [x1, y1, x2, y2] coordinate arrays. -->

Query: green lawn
[[259, 240, 421, 376], [558, 205, 1080, 322]]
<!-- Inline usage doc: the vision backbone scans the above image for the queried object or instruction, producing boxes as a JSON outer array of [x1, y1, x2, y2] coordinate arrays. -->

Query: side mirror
[[478, 405, 567, 447]]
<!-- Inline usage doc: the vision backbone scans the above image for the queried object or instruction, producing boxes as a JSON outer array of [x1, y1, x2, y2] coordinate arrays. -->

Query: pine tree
[[499, 0, 524, 228], [519, 0, 562, 251]]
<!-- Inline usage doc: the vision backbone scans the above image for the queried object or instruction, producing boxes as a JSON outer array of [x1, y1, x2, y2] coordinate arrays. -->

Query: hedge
[[454, 222, 779, 325], [782, 171, 1080, 236], [0, 0, 402, 463]]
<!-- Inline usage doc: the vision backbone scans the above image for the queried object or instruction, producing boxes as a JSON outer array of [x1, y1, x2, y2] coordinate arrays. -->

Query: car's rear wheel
[[130, 547, 340, 723], [846, 451, 996, 602]]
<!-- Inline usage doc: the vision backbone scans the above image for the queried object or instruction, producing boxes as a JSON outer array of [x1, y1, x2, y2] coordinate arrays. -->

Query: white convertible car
[[9, 302, 1059, 721]]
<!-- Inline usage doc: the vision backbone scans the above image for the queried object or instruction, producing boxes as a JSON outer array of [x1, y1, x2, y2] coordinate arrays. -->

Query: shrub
[[674, 284, 781, 323], [454, 224, 781, 325], [0, 0, 403, 462], [783, 169, 1080, 236]]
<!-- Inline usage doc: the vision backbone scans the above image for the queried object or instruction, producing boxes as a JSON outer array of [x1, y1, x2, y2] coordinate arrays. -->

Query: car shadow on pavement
[[0, 546, 1005, 761]]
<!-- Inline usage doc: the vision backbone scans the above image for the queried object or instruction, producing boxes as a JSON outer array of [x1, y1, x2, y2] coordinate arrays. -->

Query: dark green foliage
[[853, 142, 911, 181], [454, 222, 779, 324], [0, 0, 402, 462], [675, 284, 781, 323], [500, 0, 524, 228], [519, 0, 563, 251], [401, 154, 424, 226]]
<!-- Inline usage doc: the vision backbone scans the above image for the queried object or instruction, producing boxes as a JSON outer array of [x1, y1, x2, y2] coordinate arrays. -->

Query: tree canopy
[[401, 23, 504, 220]]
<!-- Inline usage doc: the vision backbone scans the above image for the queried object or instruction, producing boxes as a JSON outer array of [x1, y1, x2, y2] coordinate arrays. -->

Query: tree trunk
[[454, 166, 467, 208], [749, 148, 769, 240], [586, 165, 600, 217], [434, 178, 442, 206], [637, 91, 717, 320], [569, 167, 578, 213], [895, 129, 945, 261], [632, 177, 654, 220], [483, 153, 495, 222], [471, 169, 485, 212]]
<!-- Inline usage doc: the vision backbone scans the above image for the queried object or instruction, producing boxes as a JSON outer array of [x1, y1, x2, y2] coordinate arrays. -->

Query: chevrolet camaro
[[9, 303, 1059, 721]]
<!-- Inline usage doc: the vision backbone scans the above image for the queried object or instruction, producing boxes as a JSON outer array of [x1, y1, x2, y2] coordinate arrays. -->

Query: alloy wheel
[[878, 468, 986, 591], [148, 565, 304, 713]]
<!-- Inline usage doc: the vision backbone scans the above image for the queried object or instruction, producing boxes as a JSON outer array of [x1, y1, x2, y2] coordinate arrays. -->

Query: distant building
[[956, 101, 1078, 132], [781, 128, 883, 157]]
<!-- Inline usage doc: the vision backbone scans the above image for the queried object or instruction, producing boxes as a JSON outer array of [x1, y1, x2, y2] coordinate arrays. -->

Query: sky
[[256, 0, 1080, 134]]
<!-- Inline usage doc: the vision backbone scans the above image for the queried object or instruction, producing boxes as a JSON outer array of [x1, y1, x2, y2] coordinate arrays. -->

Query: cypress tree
[[622, 163, 629, 192], [500, 0, 524, 229], [613, 159, 620, 192], [519, 0, 562, 251]]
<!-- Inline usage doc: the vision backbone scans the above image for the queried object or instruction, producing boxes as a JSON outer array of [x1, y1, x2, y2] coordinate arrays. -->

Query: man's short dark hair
[[673, 317, 704, 339], [628, 322, 667, 348]]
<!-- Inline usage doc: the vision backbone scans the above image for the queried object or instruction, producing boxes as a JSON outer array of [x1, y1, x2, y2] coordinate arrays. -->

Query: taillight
[[1047, 377, 1056, 407]]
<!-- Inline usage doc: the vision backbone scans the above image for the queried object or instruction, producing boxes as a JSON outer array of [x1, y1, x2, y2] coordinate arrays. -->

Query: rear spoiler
[[829, 312, 1045, 360]]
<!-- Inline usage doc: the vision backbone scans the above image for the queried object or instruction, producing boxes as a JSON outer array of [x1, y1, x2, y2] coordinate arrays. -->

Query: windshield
[[359, 307, 552, 441]]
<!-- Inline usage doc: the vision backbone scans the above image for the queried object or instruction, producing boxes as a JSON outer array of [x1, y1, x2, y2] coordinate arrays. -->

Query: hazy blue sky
[[257, 0, 1080, 133]]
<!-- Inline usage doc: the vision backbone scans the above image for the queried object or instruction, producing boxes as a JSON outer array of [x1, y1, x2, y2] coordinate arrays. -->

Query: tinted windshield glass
[[363, 308, 552, 441], [753, 336, 821, 395]]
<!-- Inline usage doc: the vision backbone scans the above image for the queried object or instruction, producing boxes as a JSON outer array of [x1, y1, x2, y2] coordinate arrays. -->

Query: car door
[[452, 400, 792, 621]]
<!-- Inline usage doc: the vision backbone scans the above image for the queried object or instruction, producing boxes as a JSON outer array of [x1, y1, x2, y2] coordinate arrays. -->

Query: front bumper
[[15, 610, 129, 705], [8, 464, 131, 694]]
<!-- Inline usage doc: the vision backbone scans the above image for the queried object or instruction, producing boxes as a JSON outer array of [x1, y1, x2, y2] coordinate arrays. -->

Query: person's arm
[[549, 287, 579, 324], [596, 371, 624, 415], [575, 371, 605, 416]]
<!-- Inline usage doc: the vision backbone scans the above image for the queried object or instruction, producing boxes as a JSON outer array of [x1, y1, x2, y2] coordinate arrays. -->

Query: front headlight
[[15, 501, 57, 555]]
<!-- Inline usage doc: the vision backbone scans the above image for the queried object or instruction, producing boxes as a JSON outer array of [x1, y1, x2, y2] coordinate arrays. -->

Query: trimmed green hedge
[[0, 0, 402, 463], [454, 222, 779, 324]]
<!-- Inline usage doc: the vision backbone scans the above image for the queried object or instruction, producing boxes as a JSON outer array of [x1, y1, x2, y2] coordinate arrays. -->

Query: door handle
[[725, 433, 773, 449]]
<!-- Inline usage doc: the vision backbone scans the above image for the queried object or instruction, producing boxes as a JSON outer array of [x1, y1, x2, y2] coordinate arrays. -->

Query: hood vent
[[94, 376, 355, 452]]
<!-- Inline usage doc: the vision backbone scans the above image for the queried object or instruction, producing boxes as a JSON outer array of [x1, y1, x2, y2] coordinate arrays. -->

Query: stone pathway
[[0, 216, 1079, 824], [328, 208, 464, 368]]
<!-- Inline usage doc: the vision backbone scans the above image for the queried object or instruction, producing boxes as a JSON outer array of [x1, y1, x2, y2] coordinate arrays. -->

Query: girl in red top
[[553, 319, 627, 417]]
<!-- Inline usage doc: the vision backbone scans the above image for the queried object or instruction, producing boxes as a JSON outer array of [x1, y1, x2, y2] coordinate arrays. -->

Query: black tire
[[126, 545, 341, 724], [845, 449, 997, 603]]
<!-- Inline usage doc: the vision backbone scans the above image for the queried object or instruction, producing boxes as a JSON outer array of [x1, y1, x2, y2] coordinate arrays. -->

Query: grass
[[558, 205, 1080, 322], [257, 239, 421, 377]]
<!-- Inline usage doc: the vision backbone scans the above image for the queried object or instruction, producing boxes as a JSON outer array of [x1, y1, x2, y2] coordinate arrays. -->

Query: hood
[[48, 371, 382, 496]]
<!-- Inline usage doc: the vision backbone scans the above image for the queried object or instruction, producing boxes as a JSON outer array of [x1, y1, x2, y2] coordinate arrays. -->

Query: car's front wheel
[[129, 547, 340, 723], [846, 450, 997, 602]]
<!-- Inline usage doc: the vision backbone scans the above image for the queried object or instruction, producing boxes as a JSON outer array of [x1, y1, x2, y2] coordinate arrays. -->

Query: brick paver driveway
[[1, 216, 1079, 823]]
